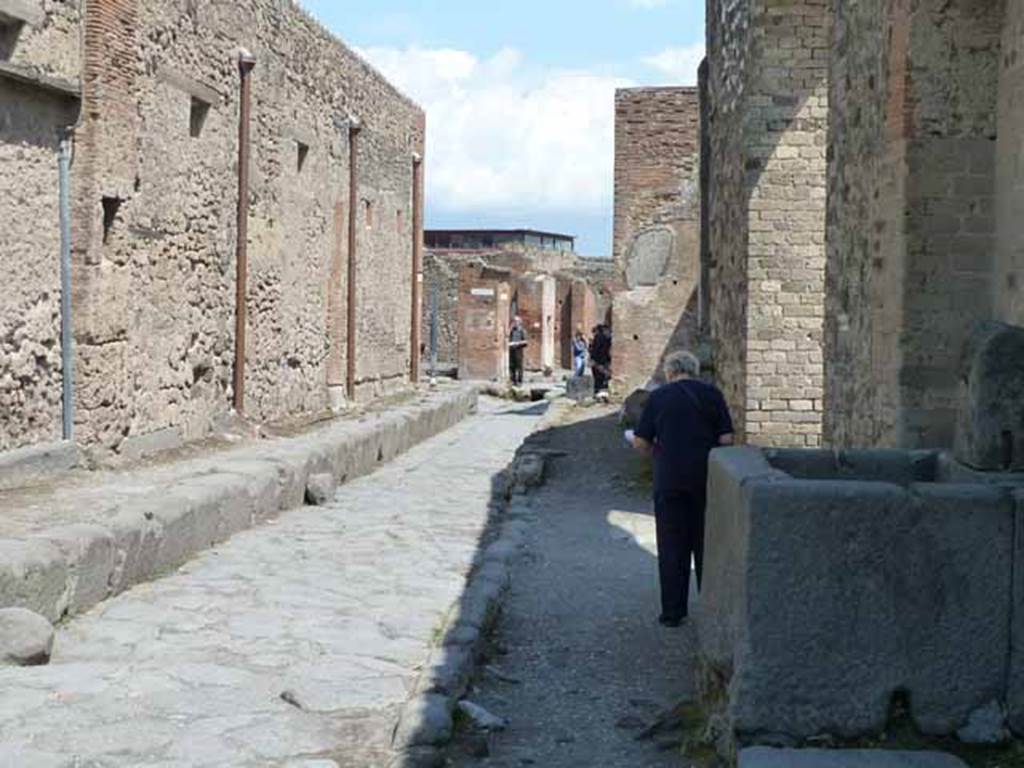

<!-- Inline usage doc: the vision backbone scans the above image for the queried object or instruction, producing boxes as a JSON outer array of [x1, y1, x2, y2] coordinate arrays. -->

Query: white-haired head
[[664, 350, 701, 381]]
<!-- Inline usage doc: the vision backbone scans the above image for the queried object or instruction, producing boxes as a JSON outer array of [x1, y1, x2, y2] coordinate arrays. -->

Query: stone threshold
[[0, 386, 478, 624]]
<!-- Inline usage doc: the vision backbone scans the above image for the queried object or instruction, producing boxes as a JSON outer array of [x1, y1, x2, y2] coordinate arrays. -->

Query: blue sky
[[301, 1, 706, 256]]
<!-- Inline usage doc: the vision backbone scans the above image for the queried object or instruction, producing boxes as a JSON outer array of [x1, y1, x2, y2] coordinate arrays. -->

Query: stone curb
[[0, 441, 78, 492], [0, 387, 478, 623], [389, 430, 550, 767]]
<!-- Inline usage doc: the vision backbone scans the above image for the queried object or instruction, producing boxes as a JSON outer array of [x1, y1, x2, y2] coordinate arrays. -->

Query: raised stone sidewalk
[[0, 395, 544, 767], [0, 385, 477, 623]]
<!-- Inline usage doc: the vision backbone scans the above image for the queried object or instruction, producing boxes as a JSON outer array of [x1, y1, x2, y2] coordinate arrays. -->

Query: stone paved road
[[0, 397, 543, 768], [448, 407, 694, 767]]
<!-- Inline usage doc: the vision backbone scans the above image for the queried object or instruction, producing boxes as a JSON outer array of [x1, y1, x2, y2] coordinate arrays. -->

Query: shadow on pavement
[[396, 403, 697, 767]]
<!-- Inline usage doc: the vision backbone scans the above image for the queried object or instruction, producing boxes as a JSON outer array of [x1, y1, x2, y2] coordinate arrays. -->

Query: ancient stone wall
[[457, 266, 510, 382], [825, 0, 908, 448], [0, 1, 82, 451], [422, 250, 465, 370], [611, 87, 701, 395], [997, 2, 1024, 327], [706, 0, 829, 448], [705, 0, 752, 437], [51, 0, 423, 456], [825, 0, 1003, 449]]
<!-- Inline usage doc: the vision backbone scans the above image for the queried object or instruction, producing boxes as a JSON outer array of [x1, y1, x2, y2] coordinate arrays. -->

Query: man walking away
[[629, 350, 734, 627], [509, 316, 528, 386]]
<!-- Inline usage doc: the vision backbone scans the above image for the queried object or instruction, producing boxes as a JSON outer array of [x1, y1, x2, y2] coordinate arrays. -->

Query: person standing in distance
[[508, 316, 528, 386], [572, 326, 588, 378], [628, 350, 734, 627]]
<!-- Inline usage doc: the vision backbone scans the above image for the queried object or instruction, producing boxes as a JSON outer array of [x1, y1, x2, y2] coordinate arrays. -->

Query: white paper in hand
[[624, 429, 636, 446]]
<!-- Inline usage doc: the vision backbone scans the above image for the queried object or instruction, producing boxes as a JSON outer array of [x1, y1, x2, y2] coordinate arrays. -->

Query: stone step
[[739, 748, 969, 768], [0, 386, 478, 623]]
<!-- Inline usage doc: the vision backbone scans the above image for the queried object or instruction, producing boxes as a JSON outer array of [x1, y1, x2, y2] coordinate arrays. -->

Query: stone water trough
[[697, 445, 1024, 746]]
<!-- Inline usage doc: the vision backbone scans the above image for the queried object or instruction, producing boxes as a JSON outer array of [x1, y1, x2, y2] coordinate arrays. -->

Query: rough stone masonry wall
[[66, 0, 422, 455], [825, 0, 909, 448], [422, 250, 466, 370], [611, 87, 701, 395], [706, 0, 829, 448], [997, 1, 1024, 327], [826, 0, 1002, 449], [0, 1, 82, 451]]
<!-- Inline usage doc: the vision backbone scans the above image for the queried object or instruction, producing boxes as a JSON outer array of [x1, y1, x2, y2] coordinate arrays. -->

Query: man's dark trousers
[[510, 350, 524, 385], [654, 489, 705, 620]]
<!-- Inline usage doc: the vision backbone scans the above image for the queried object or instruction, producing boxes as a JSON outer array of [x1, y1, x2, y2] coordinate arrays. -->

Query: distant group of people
[[569, 324, 612, 391], [508, 318, 613, 391]]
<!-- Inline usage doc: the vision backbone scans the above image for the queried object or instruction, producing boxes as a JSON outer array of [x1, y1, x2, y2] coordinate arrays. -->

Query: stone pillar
[[706, 0, 829, 447]]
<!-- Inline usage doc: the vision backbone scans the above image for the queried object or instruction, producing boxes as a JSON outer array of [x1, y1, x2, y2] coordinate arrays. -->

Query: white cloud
[[641, 43, 706, 85], [358, 45, 632, 217]]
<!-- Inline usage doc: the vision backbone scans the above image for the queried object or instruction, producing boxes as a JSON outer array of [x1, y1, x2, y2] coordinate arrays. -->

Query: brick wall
[[825, 0, 1002, 449], [457, 266, 510, 382], [611, 87, 702, 395], [705, 0, 752, 434], [706, 0, 829, 448], [1, 0, 424, 457]]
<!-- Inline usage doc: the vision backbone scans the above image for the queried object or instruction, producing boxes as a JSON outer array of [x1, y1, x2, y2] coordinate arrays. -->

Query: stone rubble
[[456, 700, 509, 732], [0, 608, 53, 667], [956, 700, 1011, 745], [304, 473, 337, 506]]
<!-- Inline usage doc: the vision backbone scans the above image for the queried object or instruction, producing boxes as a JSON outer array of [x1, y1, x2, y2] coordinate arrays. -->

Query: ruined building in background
[[0, 0, 424, 460], [422, 229, 616, 380], [611, 87, 704, 396]]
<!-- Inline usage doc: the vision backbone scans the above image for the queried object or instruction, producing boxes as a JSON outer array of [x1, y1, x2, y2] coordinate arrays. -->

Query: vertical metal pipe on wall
[[58, 135, 74, 441], [346, 120, 361, 400], [410, 153, 424, 383], [233, 50, 256, 414]]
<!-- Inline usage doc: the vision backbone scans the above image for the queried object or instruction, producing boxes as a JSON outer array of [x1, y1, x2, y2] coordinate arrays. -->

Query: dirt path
[[448, 406, 695, 767]]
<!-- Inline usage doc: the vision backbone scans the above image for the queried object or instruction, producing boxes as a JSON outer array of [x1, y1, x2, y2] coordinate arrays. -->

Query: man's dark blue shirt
[[635, 379, 734, 495]]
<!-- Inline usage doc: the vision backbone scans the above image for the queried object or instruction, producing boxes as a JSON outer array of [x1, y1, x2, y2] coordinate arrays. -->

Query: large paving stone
[[739, 748, 969, 768]]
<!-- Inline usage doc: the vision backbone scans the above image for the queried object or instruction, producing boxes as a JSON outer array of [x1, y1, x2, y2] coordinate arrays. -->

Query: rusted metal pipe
[[410, 153, 424, 383], [233, 49, 256, 414], [58, 134, 74, 441], [346, 119, 361, 400]]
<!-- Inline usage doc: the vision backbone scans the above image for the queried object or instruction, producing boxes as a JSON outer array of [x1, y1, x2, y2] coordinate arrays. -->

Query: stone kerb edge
[[0, 387, 478, 623], [389, 443, 541, 765]]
